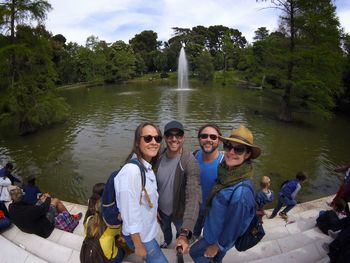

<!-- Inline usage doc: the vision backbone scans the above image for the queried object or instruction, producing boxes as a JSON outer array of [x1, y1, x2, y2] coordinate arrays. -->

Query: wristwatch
[[179, 228, 192, 240]]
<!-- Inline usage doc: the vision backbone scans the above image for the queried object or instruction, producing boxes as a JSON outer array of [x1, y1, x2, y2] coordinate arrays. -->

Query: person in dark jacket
[[8, 186, 54, 238], [22, 175, 42, 205], [270, 171, 307, 219]]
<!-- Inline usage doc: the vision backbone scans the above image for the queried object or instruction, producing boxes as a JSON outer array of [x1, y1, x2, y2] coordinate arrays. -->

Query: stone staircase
[[0, 196, 335, 263]]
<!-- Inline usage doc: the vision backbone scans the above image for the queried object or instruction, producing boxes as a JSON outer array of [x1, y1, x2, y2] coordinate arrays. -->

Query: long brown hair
[[86, 199, 106, 238], [125, 122, 162, 167]]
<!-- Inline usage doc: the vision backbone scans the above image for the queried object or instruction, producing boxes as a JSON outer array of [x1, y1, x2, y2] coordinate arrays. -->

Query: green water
[[1, 82, 349, 206]]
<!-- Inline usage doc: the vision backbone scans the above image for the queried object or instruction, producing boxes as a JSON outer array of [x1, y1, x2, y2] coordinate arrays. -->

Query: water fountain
[[177, 45, 189, 90]]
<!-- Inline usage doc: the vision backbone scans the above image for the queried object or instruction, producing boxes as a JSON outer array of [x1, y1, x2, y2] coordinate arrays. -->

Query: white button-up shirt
[[114, 159, 159, 242]]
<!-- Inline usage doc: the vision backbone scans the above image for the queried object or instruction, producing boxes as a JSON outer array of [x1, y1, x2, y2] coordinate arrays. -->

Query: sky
[[45, 0, 350, 46]]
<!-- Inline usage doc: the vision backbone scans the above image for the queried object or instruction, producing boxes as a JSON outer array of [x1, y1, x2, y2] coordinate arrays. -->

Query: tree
[[105, 41, 136, 82], [129, 30, 158, 72], [253, 27, 269, 41], [0, 0, 52, 83], [256, 0, 342, 120], [196, 51, 214, 83], [1, 25, 69, 134]]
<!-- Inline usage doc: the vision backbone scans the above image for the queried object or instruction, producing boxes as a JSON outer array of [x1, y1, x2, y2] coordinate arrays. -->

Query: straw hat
[[219, 124, 261, 159]]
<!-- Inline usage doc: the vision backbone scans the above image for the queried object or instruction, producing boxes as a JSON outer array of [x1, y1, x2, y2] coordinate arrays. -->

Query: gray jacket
[[155, 148, 201, 231]]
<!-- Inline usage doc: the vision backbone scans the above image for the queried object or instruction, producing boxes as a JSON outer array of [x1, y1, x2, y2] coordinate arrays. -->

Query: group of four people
[[109, 120, 262, 263]]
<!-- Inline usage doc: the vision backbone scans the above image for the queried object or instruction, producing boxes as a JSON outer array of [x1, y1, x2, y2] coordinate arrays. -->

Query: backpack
[[233, 183, 265, 252], [316, 210, 340, 235], [80, 236, 109, 263], [101, 158, 146, 227]]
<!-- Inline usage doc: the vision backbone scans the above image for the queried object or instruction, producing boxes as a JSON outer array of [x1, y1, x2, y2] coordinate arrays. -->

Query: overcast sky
[[45, 0, 350, 46]]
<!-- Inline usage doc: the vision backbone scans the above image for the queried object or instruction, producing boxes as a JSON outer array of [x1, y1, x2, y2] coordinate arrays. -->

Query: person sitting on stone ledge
[[0, 162, 22, 186], [330, 164, 350, 216], [8, 185, 55, 238], [9, 185, 82, 237], [22, 175, 42, 205], [21, 175, 82, 220]]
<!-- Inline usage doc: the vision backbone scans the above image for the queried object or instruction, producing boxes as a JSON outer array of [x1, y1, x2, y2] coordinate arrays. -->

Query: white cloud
[[45, 0, 349, 46]]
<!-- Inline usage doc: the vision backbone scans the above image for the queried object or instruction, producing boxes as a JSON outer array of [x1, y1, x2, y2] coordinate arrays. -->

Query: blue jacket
[[280, 179, 299, 199], [255, 189, 274, 209], [22, 184, 41, 205], [203, 179, 256, 252]]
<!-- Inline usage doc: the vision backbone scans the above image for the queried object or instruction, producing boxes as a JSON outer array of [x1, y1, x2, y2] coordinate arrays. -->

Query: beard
[[200, 143, 218, 154]]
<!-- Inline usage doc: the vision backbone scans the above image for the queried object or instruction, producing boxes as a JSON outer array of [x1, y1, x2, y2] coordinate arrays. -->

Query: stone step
[[0, 235, 48, 263], [0, 195, 336, 263], [1, 225, 79, 263], [246, 241, 328, 263]]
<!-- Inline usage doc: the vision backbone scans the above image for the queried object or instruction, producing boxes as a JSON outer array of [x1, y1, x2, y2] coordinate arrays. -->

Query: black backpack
[[80, 236, 109, 263], [316, 210, 340, 235], [233, 183, 265, 252]]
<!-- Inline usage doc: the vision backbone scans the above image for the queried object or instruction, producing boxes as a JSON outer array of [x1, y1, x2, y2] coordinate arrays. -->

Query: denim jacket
[[203, 179, 256, 252]]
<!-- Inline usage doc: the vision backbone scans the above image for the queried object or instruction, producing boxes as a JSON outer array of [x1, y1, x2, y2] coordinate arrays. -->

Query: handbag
[[235, 213, 265, 251], [54, 211, 78, 232]]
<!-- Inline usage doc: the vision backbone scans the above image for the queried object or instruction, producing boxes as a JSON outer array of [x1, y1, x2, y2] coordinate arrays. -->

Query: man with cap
[[155, 120, 201, 253], [190, 124, 261, 262]]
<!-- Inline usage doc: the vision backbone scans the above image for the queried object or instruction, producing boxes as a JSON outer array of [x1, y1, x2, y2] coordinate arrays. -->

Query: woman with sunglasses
[[115, 122, 168, 263], [190, 124, 261, 263]]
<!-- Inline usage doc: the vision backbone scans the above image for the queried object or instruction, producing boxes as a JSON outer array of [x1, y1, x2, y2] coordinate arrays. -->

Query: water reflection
[[0, 83, 349, 205]]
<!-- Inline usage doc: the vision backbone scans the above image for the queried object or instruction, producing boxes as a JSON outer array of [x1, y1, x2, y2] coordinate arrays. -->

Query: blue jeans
[[124, 235, 168, 263], [158, 210, 183, 245], [0, 217, 11, 230], [271, 194, 297, 217], [190, 238, 226, 263], [193, 209, 205, 237]]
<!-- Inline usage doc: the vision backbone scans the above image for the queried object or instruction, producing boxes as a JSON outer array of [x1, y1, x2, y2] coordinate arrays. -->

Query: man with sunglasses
[[192, 124, 224, 243], [155, 120, 201, 254]]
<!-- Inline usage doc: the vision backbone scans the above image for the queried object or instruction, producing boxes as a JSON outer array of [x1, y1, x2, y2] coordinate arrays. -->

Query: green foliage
[[196, 51, 214, 83], [254, 0, 343, 119], [105, 40, 136, 82], [129, 30, 158, 71]]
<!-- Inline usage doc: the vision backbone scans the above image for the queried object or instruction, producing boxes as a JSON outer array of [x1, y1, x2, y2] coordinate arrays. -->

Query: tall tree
[[129, 30, 158, 72], [257, 0, 342, 120], [0, 0, 52, 83]]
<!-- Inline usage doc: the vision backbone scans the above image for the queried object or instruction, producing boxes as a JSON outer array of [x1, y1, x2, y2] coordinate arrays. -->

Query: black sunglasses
[[199, 133, 218, 140], [223, 143, 247, 155], [165, 131, 184, 139], [141, 135, 162, 143]]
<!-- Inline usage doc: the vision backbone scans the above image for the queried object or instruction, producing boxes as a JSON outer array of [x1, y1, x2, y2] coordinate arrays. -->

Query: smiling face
[[198, 126, 220, 154], [139, 125, 161, 162], [164, 128, 184, 155], [223, 142, 251, 168]]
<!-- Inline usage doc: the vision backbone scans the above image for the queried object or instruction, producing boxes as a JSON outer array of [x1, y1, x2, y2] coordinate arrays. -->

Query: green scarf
[[206, 161, 253, 209]]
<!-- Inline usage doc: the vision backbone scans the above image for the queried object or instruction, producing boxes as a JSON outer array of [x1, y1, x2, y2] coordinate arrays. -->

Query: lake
[[1, 81, 349, 206]]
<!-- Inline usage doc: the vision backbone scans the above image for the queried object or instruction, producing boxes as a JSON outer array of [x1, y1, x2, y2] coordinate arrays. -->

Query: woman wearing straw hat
[[190, 124, 261, 263]]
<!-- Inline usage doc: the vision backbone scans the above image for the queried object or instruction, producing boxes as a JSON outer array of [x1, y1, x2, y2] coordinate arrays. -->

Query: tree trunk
[[278, 0, 295, 122], [10, 0, 16, 87], [278, 88, 292, 121]]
